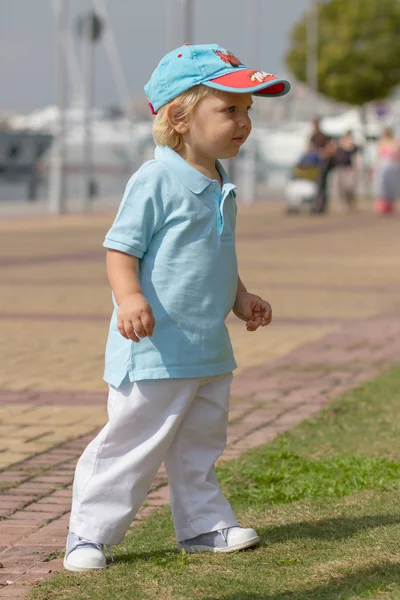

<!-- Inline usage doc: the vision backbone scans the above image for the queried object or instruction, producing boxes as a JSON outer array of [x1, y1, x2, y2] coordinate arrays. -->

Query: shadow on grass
[[201, 562, 400, 599], [114, 513, 400, 564], [259, 513, 400, 545], [115, 548, 174, 560], [113, 514, 400, 567]]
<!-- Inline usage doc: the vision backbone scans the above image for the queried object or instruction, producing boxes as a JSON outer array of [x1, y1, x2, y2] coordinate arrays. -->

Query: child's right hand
[[117, 293, 156, 342]]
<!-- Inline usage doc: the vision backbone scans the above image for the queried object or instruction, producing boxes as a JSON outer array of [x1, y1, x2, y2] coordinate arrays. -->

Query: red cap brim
[[206, 69, 289, 96]]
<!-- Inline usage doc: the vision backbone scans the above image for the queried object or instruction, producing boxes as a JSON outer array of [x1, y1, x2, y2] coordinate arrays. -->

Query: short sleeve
[[103, 163, 163, 258]]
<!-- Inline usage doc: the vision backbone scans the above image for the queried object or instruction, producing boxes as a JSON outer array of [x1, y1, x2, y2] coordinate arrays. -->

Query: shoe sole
[[63, 558, 107, 572], [180, 534, 260, 553]]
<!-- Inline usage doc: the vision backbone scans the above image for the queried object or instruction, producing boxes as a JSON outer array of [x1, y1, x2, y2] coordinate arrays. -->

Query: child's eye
[[247, 106, 253, 112], [226, 106, 236, 113]]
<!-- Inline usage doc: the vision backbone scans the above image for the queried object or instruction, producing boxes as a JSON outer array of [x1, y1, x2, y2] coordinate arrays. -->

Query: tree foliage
[[286, 0, 400, 105]]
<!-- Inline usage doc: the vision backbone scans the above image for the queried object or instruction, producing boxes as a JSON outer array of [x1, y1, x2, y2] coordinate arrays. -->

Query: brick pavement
[[0, 202, 399, 596]]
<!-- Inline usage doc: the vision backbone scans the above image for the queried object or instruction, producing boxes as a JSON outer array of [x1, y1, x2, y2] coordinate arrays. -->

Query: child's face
[[187, 90, 253, 160]]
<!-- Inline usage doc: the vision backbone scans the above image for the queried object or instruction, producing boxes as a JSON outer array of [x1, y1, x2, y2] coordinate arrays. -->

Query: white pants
[[69, 373, 238, 545]]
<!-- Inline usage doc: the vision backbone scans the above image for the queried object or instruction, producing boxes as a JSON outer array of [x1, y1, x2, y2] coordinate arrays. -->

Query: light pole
[[92, 0, 132, 117], [307, 0, 318, 94], [241, 0, 261, 204], [167, 0, 193, 50], [48, 0, 68, 214], [81, 6, 95, 210], [181, 0, 193, 43], [166, 0, 176, 51]]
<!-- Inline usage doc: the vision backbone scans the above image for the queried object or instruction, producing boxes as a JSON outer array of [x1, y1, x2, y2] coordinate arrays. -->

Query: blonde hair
[[152, 85, 216, 151]]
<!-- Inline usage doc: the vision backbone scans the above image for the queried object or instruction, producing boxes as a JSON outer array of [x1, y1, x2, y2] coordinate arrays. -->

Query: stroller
[[285, 146, 322, 214]]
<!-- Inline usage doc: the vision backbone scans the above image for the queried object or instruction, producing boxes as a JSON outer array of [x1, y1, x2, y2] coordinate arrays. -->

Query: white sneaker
[[178, 526, 260, 553], [64, 532, 111, 572]]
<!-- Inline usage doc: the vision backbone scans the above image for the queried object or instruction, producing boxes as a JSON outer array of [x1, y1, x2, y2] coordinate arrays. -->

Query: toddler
[[64, 43, 290, 571]]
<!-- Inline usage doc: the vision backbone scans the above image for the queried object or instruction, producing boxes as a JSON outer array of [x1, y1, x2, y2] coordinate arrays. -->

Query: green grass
[[30, 366, 400, 600]]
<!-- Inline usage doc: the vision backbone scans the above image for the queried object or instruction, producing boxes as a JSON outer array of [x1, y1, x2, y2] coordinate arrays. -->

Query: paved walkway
[[0, 201, 399, 597]]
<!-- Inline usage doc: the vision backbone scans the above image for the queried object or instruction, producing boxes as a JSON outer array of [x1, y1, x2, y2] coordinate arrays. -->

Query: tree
[[286, 0, 400, 106]]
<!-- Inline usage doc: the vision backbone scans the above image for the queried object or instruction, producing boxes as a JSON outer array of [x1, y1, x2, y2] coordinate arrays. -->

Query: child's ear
[[167, 103, 189, 135]]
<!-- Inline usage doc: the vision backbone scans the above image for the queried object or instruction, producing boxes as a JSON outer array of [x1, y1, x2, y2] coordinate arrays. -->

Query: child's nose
[[238, 111, 251, 129]]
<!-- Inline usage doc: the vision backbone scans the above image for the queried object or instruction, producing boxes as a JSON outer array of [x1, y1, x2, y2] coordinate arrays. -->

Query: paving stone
[[48, 489, 72, 499], [0, 523, 37, 534], [8, 511, 57, 523], [0, 496, 36, 505], [0, 559, 41, 571], [34, 496, 71, 507], [0, 500, 27, 510], [24, 503, 68, 514], [0, 473, 26, 483], [7, 483, 55, 494], [0, 584, 29, 598], [33, 476, 73, 486]]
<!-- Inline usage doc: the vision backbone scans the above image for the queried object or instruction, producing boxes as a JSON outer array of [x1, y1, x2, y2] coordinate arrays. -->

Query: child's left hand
[[233, 292, 272, 331]]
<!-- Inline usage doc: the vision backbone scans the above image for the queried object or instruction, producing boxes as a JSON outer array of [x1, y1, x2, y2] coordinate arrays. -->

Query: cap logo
[[250, 71, 274, 83], [214, 50, 243, 68]]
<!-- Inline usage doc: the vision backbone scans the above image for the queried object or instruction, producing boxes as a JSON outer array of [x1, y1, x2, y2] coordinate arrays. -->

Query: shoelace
[[219, 528, 229, 543]]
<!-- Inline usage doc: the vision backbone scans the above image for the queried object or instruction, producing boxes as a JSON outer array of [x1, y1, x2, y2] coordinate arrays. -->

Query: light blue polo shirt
[[103, 145, 238, 386]]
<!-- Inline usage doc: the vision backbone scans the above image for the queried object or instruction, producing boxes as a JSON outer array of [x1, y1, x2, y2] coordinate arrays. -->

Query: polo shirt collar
[[155, 145, 237, 195]]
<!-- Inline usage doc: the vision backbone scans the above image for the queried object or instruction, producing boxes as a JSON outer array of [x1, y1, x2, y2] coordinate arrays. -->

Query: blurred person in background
[[309, 117, 336, 214], [284, 140, 322, 214], [333, 130, 360, 212], [373, 127, 400, 215], [310, 116, 330, 151]]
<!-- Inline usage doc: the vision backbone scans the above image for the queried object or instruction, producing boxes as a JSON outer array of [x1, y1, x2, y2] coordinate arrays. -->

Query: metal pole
[[240, 0, 261, 204], [307, 0, 318, 93], [81, 6, 95, 210], [92, 0, 132, 113], [166, 0, 176, 50], [49, 0, 68, 214], [181, 0, 193, 43], [49, 0, 82, 108]]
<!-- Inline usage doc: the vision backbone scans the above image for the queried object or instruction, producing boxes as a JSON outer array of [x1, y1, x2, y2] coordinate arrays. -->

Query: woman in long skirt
[[374, 127, 400, 215]]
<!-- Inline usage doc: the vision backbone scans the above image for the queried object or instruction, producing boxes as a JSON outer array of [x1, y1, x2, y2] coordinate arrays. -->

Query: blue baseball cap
[[144, 43, 291, 114]]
